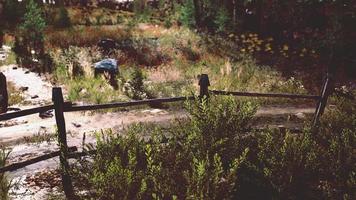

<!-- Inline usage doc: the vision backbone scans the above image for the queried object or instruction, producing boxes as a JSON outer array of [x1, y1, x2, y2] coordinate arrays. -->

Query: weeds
[[72, 95, 355, 199], [22, 132, 56, 145], [0, 149, 12, 200]]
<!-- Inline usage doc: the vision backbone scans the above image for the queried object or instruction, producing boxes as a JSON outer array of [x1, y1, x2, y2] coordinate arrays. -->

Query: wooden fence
[[0, 73, 332, 199]]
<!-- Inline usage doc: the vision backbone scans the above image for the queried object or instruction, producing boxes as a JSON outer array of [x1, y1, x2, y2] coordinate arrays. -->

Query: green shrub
[[214, 8, 230, 33], [178, 0, 196, 28], [74, 96, 257, 199], [72, 94, 355, 199], [124, 68, 150, 100]]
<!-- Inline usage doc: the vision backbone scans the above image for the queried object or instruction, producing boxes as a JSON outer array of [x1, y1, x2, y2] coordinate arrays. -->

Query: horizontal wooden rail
[[0, 102, 72, 121], [0, 146, 77, 173], [210, 90, 321, 100], [0, 105, 54, 121], [65, 96, 195, 112]]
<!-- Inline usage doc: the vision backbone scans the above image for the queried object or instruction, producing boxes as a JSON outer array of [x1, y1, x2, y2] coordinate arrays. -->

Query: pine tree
[[20, 0, 46, 46], [17, 0, 46, 71]]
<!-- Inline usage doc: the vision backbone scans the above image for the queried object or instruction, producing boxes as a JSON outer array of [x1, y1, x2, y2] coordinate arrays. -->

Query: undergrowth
[[72, 95, 355, 199]]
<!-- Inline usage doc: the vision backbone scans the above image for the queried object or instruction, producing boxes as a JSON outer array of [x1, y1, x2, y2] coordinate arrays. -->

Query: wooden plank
[[210, 90, 321, 100], [52, 87, 77, 199], [0, 147, 77, 173], [65, 96, 195, 112], [0, 105, 54, 121]]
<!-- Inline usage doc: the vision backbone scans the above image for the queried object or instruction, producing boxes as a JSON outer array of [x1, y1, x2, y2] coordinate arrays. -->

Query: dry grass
[[67, 7, 134, 25], [147, 65, 182, 83], [45, 25, 129, 49], [7, 82, 24, 106]]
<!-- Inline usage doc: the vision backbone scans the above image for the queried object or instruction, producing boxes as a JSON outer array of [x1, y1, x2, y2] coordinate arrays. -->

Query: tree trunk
[[193, 0, 201, 27]]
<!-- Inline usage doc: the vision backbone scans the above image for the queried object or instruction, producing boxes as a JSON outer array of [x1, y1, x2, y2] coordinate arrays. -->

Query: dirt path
[[1, 64, 53, 106], [1, 60, 316, 199]]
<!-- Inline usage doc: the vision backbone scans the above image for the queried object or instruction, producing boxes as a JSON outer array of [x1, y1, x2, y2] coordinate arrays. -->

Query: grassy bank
[[48, 25, 309, 105]]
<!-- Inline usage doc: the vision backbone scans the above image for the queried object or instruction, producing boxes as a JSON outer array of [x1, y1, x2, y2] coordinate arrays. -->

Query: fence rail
[[210, 90, 321, 100], [65, 96, 195, 112], [0, 73, 332, 199]]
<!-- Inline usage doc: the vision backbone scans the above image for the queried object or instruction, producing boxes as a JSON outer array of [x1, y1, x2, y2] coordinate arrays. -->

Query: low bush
[[72, 95, 355, 199], [73, 97, 257, 199]]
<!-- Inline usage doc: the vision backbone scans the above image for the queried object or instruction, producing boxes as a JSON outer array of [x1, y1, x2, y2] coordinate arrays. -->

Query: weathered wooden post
[[52, 87, 77, 200], [0, 72, 8, 114], [199, 74, 210, 99], [312, 73, 334, 128]]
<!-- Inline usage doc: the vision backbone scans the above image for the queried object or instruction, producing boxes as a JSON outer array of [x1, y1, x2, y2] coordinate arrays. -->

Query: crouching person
[[94, 59, 119, 90]]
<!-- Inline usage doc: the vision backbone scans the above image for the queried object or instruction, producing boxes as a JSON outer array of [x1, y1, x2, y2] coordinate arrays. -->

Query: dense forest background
[[1, 1, 355, 82]]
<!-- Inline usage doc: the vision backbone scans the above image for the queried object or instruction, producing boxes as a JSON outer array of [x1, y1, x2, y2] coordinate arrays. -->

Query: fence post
[[52, 87, 77, 200], [0, 72, 8, 114], [199, 74, 210, 99], [312, 74, 333, 128]]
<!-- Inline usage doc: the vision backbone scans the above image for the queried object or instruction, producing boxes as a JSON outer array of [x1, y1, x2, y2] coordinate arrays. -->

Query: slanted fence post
[[199, 74, 210, 99], [313, 73, 334, 128], [52, 87, 77, 200]]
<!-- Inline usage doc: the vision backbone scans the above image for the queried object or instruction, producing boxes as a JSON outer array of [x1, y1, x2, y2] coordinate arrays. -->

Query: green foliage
[[15, 0, 46, 72], [72, 94, 356, 199], [178, 0, 196, 28], [214, 7, 230, 33], [19, 0, 46, 44], [66, 77, 124, 104], [124, 68, 150, 100], [0, 149, 12, 200], [74, 96, 257, 199]]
